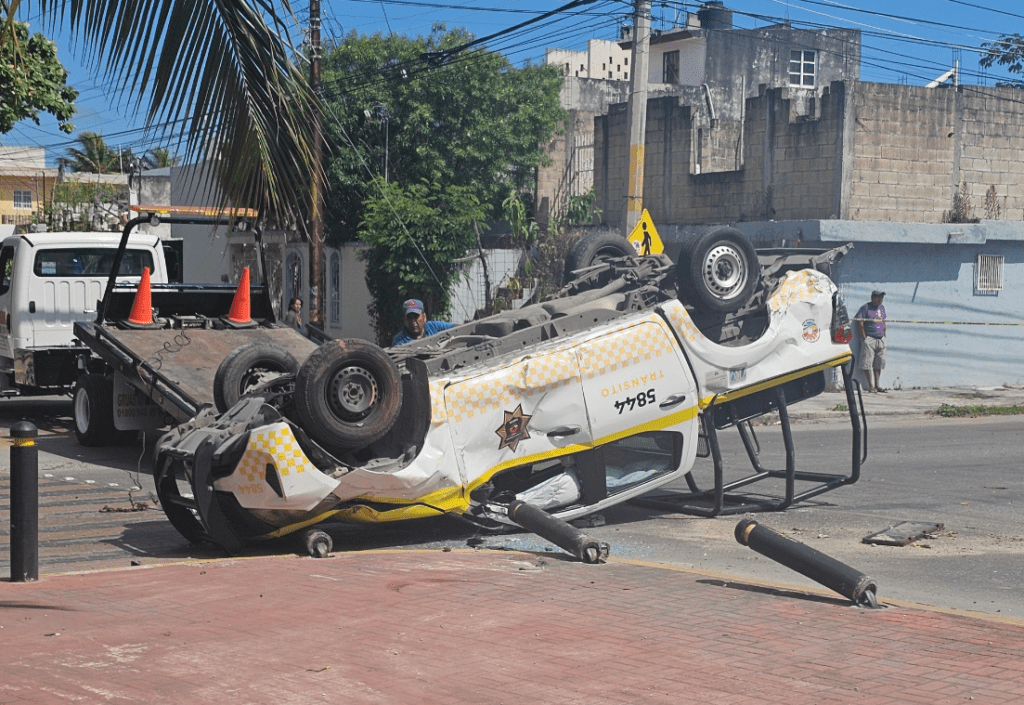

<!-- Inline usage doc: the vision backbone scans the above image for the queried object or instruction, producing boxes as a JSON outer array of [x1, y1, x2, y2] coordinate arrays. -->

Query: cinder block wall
[[596, 86, 844, 227], [596, 80, 1024, 228]]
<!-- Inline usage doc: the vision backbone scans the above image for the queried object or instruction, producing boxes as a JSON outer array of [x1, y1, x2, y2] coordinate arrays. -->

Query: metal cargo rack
[[632, 360, 866, 517]]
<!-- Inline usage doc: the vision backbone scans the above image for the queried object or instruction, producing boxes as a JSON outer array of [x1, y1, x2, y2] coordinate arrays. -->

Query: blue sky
[[4, 0, 1024, 166]]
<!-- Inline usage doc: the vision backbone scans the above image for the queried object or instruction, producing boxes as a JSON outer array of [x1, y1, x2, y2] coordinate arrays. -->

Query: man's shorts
[[859, 337, 886, 370]]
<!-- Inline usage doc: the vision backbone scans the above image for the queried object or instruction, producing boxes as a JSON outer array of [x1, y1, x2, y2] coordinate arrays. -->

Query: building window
[[13, 190, 32, 210], [789, 50, 816, 87], [580, 64, 584, 72], [663, 50, 680, 84], [608, 71, 613, 79], [330, 252, 341, 324], [602, 63, 606, 70], [625, 72, 629, 80], [625, 57, 629, 66], [975, 254, 1004, 294]]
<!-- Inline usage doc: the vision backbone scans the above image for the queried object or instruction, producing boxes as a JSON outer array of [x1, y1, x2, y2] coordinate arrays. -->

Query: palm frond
[[27, 0, 320, 225]]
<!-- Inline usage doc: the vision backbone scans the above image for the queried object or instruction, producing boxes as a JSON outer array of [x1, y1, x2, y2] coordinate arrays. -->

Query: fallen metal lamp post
[[735, 519, 878, 608], [507, 500, 610, 564]]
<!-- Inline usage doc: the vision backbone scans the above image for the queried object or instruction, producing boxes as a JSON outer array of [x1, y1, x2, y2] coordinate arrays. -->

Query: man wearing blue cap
[[856, 290, 887, 393], [392, 299, 455, 346]]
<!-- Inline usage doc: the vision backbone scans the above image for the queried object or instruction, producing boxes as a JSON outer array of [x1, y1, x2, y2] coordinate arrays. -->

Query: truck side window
[[0, 246, 13, 295]]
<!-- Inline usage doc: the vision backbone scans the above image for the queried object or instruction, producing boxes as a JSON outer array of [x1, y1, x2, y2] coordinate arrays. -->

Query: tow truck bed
[[75, 322, 317, 422]]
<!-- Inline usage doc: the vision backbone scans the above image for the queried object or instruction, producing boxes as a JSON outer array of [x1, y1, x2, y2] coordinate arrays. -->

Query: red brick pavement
[[3, 550, 1024, 704]]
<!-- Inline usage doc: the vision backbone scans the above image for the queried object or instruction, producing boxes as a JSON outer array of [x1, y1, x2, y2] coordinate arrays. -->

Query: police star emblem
[[495, 404, 532, 452]]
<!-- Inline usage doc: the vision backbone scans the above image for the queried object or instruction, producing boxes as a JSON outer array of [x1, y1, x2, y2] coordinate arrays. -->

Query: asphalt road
[[3, 396, 1023, 616]]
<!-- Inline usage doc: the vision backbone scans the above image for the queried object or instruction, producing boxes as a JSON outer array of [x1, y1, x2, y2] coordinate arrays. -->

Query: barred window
[[13, 190, 32, 209], [664, 50, 680, 84], [789, 50, 816, 87], [975, 254, 1004, 293]]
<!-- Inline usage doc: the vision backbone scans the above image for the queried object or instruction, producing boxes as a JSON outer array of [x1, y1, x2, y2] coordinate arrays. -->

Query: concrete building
[[538, 2, 859, 228], [0, 146, 57, 228]]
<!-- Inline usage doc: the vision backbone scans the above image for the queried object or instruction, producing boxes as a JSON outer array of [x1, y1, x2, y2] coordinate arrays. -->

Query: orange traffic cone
[[227, 267, 252, 324], [128, 267, 154, 325]]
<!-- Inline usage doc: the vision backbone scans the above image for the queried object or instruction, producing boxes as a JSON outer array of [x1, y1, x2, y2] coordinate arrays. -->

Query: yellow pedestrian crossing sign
[[628, 209, 664, 256]]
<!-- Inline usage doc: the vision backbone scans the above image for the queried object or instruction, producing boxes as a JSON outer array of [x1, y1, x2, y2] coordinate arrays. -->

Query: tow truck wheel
[[676, 227, 759, 313], [293, 339, 403, 454], [564, 231, 635, 278], [213, 342, 300, 413], [73, 374, 116, 446]]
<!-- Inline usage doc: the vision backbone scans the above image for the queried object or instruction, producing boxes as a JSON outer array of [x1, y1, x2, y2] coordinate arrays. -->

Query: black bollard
[[735, 519, 878, 607], [10, 421, 39, 582], [507, 500, 610, 564]]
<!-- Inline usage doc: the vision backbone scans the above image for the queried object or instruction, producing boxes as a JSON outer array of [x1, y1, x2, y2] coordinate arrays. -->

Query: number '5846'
[[614, 389, 656, 414]]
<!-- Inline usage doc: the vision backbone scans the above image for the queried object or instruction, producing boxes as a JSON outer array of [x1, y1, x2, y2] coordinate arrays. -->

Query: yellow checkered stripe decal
[[237, 425, 317, 487], [578, 319, 674, 378], [444, 350, 582, 423], [430, 314, 674, 424], [660, 301, 701, 343]]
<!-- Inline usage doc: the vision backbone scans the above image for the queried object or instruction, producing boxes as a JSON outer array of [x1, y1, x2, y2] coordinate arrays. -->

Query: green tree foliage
[[142, 147, 180, 169], [65, 132, 133, 173], [321, 27, 565, 342], [44, 181, 125, 231], [321, 27, 565, 244], [0, 19, 77, 134], [980, 34, 1024, 88], [359, 178, 487, 345]]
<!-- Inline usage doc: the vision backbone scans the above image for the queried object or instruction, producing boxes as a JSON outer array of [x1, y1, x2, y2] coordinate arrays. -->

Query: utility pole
[[623, 0, 651, 237], [308, 0, 325, 330]]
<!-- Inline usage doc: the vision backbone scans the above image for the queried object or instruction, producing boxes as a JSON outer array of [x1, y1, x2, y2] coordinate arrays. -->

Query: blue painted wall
[[655, 219, 1024, 389], [837, 242, 1024, 389]]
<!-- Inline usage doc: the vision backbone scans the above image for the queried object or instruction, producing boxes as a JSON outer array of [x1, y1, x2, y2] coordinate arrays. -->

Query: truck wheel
[[73, 374, 116, 446], [564, 231, 635, 278], [293, 339, 402, 454], [676, 227, 759, 313], [213, 342, 300, 413]]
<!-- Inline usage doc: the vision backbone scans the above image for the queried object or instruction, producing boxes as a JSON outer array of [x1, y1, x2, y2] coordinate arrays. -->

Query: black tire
[[564, 231, 636, 277], [73, 374, 115, 446], [676, 227, 759, 313], [154, 457, 207, 545], [292, 339, 403, 454], [213, 343, 300, 413]]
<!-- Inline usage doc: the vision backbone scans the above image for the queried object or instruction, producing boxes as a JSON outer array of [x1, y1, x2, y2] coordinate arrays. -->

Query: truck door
[[445, 348, 593, 491], [574, 315, 700, 500], [0, 244, 15, 364]]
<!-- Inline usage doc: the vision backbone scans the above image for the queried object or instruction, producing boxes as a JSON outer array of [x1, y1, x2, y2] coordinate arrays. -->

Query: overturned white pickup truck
[[154, 229, 865, 556]]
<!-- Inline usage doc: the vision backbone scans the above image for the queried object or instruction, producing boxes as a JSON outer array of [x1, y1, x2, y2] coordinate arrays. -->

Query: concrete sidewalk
[[786, 383, 1024, 424], [3, 550, 1024, 704]]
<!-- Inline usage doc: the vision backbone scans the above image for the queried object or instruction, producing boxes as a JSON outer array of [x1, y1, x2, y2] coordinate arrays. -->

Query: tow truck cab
[[0, 231, 172, 394]]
